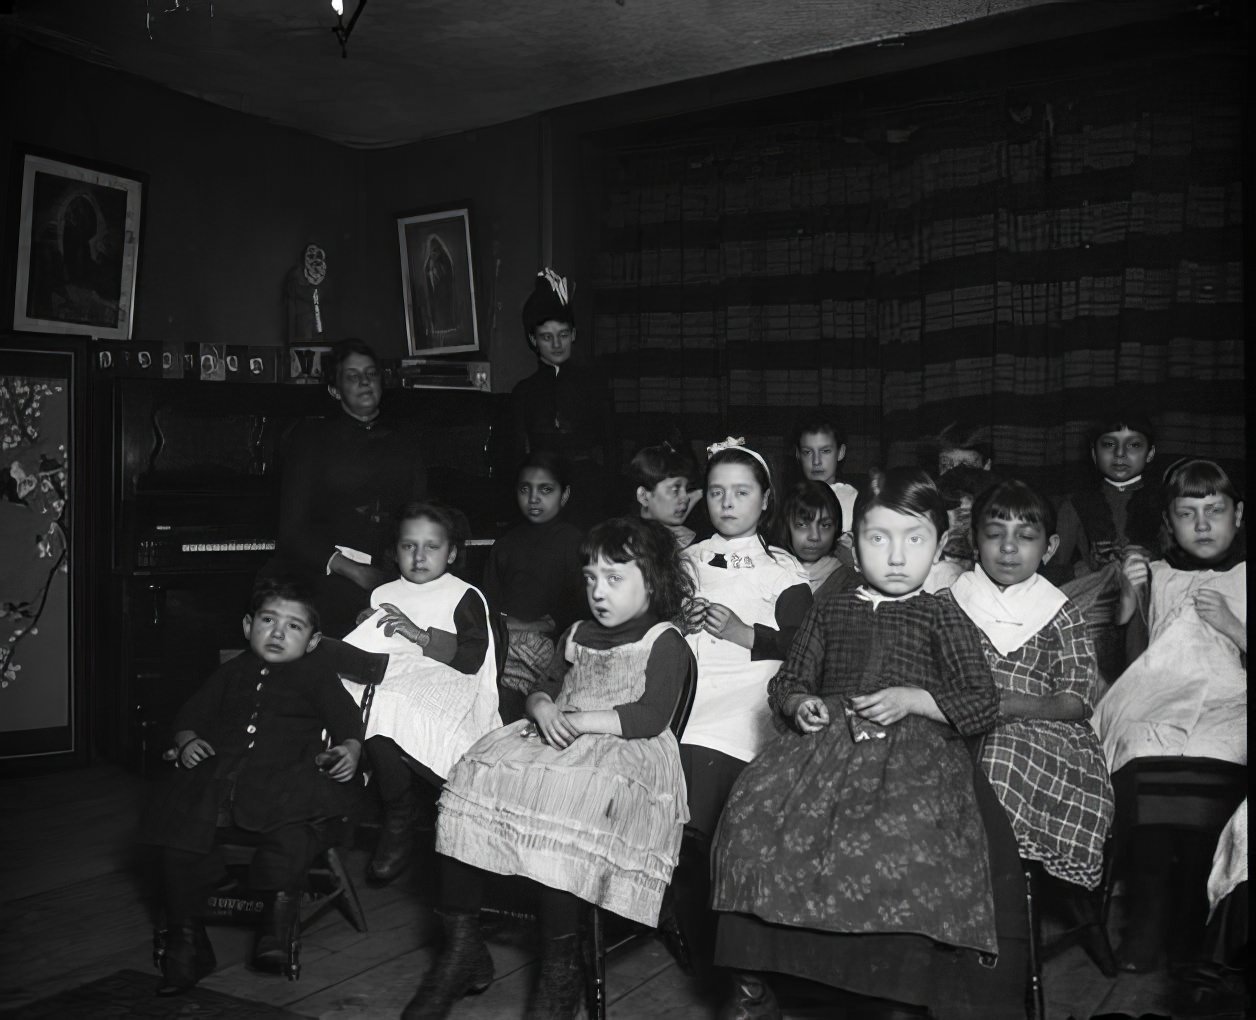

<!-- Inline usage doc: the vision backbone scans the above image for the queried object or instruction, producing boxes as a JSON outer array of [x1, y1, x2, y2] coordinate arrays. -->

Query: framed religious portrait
[[12, 149, 145, 341], [0, 337, 90, 767], [396, 205, 480, 357]]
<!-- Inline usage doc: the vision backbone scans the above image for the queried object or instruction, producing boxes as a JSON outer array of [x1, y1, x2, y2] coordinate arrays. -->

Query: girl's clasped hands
[[789, 689, 926, 734], [682, 596, 754, 645]]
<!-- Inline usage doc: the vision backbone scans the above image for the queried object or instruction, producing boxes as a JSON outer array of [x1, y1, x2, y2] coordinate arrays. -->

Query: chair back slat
[[668, 654, 698, 740], [1124, 757, 1247, 831]]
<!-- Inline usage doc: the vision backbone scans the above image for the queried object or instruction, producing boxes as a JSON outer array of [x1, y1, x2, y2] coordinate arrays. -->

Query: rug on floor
[[0, 968, 313, 1020]]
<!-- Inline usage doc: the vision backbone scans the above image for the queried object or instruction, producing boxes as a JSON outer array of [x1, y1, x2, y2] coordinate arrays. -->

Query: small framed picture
[[396, 205, 480, 357], [289, 344, 333, 384], [12, 149, 145, 340]]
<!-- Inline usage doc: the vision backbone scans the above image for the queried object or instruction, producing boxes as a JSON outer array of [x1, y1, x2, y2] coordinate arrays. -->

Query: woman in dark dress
[[268, 338, 427, 640], [510, 269, 613, 528]]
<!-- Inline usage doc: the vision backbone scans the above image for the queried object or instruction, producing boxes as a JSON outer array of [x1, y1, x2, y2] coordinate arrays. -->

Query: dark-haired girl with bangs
[[775, 479, 859, 596], [951, 480, 1113, 894], [408, 517, 697, 1020], [1094, 458, 1246, 971], [710, 469, 1028, 1020]]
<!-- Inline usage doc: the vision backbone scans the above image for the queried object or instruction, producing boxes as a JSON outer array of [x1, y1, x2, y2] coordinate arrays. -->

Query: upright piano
[[102, 378, 511, 772]]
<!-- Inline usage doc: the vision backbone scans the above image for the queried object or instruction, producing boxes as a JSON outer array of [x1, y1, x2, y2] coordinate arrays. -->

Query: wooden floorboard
[[1, 763, 1186, 1019]]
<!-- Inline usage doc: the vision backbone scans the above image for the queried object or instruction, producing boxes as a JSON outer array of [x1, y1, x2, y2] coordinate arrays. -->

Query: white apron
[[1094, 561, 1246, 774], [343, 573, 500, 779], [682, 535, 805, 763]]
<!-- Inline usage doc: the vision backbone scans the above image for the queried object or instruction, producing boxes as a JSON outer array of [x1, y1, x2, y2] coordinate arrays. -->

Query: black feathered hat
[[521, 268, 575, 343]]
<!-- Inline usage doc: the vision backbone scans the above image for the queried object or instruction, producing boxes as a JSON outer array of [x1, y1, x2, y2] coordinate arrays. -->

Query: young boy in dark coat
[[1048, 410, 1161, 682], [139, 578, 365, 995]]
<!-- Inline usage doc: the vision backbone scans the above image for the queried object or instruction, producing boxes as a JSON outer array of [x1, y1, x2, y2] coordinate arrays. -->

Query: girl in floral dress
[[710, 469, 1028, 1020]]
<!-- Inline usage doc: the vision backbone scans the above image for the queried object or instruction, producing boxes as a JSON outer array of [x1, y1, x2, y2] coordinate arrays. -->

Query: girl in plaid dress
[[951, 481, 1114, 891]]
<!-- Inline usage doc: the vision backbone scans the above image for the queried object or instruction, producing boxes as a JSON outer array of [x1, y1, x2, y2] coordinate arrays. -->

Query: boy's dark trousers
[[161, 820, 329, 923]]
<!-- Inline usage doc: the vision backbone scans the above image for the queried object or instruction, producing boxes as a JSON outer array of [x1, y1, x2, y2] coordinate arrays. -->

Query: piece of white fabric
[[1207, 798, 1247, 920], [951, 566, 1069, 657], [1094, 561, 1247, 774]]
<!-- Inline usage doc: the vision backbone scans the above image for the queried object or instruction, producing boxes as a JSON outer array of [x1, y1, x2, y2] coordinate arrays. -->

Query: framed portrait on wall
[[397, 205, 480, 357], [0, 338, 89, 767], [12, 148, 145, 341]]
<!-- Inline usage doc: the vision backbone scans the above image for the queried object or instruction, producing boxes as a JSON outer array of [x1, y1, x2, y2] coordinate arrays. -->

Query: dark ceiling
[[3, 0, 1079, 148]]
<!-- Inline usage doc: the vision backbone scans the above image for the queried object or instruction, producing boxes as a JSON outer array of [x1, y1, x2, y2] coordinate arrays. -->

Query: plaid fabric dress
[[977, 602, 1114, 889]]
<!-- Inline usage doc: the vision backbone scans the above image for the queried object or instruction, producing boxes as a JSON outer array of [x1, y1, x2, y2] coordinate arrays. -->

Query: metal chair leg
[[1024, 866, 1046, 1020], [590, 905, 607, 1020]]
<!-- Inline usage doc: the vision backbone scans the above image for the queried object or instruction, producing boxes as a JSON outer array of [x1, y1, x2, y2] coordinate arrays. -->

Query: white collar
[[855, 585, 923, 609], [1103, 474, 1143, 493], [950, 564, 1067, 656]]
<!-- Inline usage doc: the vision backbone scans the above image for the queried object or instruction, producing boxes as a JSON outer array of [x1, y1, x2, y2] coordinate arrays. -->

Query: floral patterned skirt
[[711, 714, 998, 953]]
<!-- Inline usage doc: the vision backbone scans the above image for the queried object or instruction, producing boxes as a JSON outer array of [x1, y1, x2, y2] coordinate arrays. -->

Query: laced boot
[[369, 786, 417, 883], [401, 910, 495, 1020], [718, 971, 782, 1020], [657, 887, 693, 975], [156, 920, 216, 996], [525, 933, 585, 1020], [252, 890, 300, 975]]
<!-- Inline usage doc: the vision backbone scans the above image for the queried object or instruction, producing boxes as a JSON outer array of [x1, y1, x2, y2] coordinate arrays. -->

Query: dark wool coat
[[138, 647, 365, 854]]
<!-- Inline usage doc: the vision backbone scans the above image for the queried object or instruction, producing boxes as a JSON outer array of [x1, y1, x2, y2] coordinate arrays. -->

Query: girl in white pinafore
[[341, 503, 500, 882], [1093, 458, 1247, 972], [673, 440, 814, 981], [680, 441, 814, 833]]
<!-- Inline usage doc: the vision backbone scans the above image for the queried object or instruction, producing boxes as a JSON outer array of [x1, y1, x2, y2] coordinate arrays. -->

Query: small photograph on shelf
[[198, 344, 227, 382], [181, 343, 200, 378], [245, 347, 279, 384], [160, 346, 184, 379], [223, 345, 249, 382], [397, 206, 479, 357], [289, 344, 333, 384]]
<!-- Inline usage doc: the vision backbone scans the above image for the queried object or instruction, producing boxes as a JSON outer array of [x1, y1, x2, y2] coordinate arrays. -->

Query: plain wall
[[2, 40, 545, 391], [341, 117, 543, 392], [2, 41, 359, 349]]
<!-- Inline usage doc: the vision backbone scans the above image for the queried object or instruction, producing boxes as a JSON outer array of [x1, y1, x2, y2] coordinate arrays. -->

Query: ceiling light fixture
[[330, 0, 367, 59], [145, 0, 214, 39]]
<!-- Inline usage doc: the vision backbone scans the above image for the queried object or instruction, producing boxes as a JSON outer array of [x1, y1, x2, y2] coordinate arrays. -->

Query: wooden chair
[[1105, 756, 1248, 937], [153, 822, 368, 981], [584, 652, 699, 1019], [153, 638, 381, 981]]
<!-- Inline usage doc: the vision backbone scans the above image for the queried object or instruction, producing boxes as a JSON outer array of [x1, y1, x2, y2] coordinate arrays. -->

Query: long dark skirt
[[714, 767, 1030, 1020]]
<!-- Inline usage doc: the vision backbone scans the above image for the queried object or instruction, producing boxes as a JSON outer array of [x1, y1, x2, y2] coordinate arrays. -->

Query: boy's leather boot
[[369, 786, 417, 883], [401, 909, 494, 1019], [252, 890, 300, 974], [156, 920, 216, 996], [524, 933, 584, 1020]]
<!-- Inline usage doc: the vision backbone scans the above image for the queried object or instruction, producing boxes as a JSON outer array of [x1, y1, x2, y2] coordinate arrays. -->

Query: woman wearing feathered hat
[[510, 269, 613, 527]]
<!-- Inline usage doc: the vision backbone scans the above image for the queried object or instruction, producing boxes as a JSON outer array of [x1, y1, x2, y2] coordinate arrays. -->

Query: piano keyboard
[[135, 534, 277, 570], [181, 541, 276, 553]]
